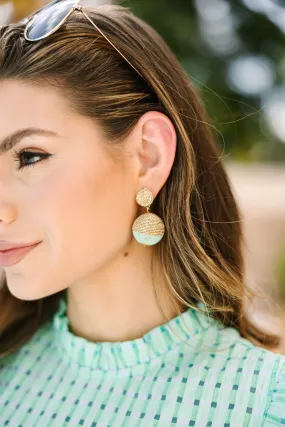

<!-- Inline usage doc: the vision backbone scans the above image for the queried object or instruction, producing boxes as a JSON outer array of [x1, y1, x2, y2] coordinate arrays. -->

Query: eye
[[12, 150, 51, 170]]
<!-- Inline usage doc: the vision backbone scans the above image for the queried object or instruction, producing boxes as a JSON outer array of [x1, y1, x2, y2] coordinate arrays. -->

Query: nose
[[0, 165, 18, 223], [0, 204, 17, 223], [0, 162, 18, 223]]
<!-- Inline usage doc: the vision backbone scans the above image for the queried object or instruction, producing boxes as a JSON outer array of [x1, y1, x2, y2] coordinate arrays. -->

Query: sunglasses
[[21, 0, 142, 78]]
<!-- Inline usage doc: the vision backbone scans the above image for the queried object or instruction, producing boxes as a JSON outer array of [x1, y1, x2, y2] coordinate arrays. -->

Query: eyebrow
[[0, 127, 60, 155]]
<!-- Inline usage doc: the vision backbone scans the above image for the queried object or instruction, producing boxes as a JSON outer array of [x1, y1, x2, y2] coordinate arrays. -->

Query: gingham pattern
[[0, 296, 284, 426]]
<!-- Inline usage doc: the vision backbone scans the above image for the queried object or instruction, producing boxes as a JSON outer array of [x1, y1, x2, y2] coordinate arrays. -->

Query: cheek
[[32, 159, 136, 270], [5, 155, 139, 300]]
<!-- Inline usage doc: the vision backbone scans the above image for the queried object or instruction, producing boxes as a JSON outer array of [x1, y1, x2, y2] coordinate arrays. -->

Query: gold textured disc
[[132, 213, 165, 236], [136, 188, 154, 208]]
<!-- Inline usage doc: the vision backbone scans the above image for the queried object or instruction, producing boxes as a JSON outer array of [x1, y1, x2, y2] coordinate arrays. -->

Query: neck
[[66, 242, 179, 343]]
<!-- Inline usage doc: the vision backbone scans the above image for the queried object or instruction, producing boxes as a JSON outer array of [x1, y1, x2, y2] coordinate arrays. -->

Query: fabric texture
[[0, 294, 285, 426]]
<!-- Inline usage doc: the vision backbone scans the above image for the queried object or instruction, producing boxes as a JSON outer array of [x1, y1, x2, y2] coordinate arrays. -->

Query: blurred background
[[0, 0, 285, 350]]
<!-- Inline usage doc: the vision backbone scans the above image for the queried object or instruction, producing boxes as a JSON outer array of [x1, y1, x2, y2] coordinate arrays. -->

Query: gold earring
[[132, 187, 165, 246]]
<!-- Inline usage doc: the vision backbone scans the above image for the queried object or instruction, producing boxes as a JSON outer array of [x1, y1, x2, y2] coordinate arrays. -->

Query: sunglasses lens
[[25, 0, 78, 41]]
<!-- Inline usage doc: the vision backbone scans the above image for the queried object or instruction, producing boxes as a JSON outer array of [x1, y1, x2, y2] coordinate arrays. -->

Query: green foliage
[[119, 0, 285, 162]]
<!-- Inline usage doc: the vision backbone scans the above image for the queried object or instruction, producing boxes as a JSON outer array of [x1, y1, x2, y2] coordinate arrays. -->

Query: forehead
[[0, 79, 107, 154], [0, 79, 73, 129]]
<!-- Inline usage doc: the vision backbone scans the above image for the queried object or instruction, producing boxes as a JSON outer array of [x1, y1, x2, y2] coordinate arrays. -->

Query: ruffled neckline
[[52, 295, 219, 371]]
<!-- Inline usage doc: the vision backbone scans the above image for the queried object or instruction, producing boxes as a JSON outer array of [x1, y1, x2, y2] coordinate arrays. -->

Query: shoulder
[[238, 343, 285, 426], [187, 320, 285, 424], [262, 352, 285, 426]]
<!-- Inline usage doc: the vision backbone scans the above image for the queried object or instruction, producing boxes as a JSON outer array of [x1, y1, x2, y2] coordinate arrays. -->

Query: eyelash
[[12, 150, 51, 170]]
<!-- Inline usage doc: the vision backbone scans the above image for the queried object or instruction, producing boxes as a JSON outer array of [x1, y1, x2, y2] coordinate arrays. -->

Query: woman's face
[[0, 80, 139, 300]]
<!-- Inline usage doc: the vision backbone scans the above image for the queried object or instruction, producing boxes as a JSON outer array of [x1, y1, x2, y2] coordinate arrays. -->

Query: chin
[[6, 280, 48, 301]]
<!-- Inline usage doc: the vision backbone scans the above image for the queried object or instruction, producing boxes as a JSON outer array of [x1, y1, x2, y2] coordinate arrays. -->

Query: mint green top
[[1, 295, 285, 426]]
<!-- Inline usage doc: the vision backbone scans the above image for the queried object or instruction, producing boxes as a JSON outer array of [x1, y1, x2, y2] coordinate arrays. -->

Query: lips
[[0, 241, 40, 251], [0, 242, 41, 267]]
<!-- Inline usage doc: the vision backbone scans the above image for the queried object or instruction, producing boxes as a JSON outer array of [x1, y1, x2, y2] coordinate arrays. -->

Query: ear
[[131, 111, 177, 198]]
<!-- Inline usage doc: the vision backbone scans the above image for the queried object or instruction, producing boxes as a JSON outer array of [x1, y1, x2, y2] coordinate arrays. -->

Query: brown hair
[[0, 4, 281, 357]]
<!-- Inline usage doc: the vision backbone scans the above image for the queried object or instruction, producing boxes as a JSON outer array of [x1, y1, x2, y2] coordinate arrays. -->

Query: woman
[[0, 1, 284, 425]]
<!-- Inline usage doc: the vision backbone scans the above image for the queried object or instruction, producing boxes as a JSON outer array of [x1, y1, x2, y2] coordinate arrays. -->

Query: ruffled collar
[[52, 295, 219, 371]]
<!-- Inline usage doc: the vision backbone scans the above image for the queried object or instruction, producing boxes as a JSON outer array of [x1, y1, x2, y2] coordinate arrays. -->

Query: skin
[[0, 79, 178, 343]]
